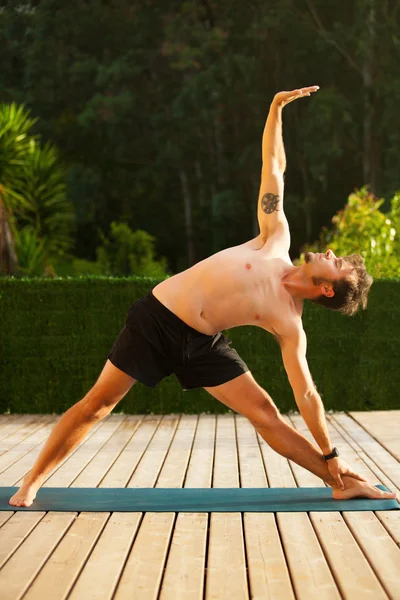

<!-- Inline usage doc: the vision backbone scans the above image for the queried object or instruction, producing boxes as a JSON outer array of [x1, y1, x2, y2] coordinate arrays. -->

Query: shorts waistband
[[148, 290, 213, 338]]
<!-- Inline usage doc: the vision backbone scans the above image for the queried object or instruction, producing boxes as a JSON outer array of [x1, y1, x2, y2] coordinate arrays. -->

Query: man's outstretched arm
[[279, 326, 367, 489], [257, 87, 319, 245]]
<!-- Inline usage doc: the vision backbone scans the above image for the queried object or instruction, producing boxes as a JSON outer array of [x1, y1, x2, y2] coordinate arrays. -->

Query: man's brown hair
[[310, 254, 373, 317]]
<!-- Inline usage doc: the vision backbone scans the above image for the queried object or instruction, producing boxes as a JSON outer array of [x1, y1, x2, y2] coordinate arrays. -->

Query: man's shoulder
[[240, 234, 292, 260], [272, 313, 305, 343]]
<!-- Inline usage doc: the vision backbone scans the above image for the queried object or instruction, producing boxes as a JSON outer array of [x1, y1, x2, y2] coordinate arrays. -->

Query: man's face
[[304, 249, 353, 284]]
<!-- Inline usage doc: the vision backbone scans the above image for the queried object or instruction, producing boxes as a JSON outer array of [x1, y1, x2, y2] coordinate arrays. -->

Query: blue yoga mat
[[1, 485, 398, 512]]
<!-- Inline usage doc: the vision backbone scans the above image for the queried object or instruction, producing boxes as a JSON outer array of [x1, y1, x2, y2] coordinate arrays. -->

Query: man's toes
[[383, 491, 395, 499]]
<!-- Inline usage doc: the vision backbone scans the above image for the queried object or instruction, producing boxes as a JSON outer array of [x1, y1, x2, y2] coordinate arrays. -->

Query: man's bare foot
[[332, 475, 398, 501], [9, 478, 41, 508]]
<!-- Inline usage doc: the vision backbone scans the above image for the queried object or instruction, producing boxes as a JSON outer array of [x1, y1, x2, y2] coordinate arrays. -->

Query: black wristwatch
[[323, 447, 339, 461]]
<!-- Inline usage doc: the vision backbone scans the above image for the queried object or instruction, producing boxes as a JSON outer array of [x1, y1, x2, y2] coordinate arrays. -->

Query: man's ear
[[320, 283, 334, 298]]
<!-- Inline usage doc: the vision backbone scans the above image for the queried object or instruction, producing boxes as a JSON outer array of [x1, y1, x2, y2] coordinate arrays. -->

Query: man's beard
[[304, 252, 312, 263]]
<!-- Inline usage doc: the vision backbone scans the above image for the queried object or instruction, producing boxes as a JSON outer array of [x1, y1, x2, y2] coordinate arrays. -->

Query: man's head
[[303, 249, 373, 316]]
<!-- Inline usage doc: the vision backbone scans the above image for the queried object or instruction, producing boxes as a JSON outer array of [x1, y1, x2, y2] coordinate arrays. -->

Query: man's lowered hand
[[327, 457, 368, 490]]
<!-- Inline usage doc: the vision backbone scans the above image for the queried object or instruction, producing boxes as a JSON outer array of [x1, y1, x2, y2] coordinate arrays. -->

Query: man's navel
[[255, 314, 260, 320]]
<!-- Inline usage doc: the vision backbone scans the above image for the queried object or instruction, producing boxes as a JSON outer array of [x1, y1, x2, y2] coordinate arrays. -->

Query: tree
[[297, 187, 400, 278], [96, 221, 168, 277], [3, 1, 400, 272], [0, 102, 38, 275], [0, 189, 19, 274], [0, 102, 75, 276]]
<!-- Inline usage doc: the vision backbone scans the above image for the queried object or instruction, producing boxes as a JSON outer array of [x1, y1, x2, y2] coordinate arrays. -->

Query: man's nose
[[326, 249, 335, 259]]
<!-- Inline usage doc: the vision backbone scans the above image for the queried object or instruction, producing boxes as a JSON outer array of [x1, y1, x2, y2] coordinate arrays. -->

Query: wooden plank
[[0, 512, 76, 600], [183, 414, 215, 488], [116, 415, 207, 599], [326, 413, 400, 597], [114, 512, 175, 600], [0, 511, 14, 528], [205, 414, 248, 600], [0, 415, 108, 486], [343, 512, 400, 599], [0, 416, 58, 475], [156, 414, 198, 487], [0, 512, 45, 570], [67, 513, 142, 600], [23, 512, 108, 600], [0, 414, 21, 425], [332, 413, 400, 490], [277, 512, 341, 600], [317, 414, 378, 484], [236, 416, 295, 600], [244, 513, 295, 600], [125, 414, 179, 488], [322, 414, 400, 597], [329, 414, 400, 495], [258, 415, 341, 598], [375, 511, 400, 547], [71, 415, 143, 487], [53, 416, 145, 600], [327, 414, 400, 495], [113, 415, 182, 600], [0, 415, 37, 443], [100, 415, 162, 487], [159, 513, 208, 600], [272, 415, 340, 599], [310, 512, 388, 599], [44, 414, 126, 488], [206, 512, 249, 600], [160, 414, 215, 600], [288, 413, 390, 598], [211, 414, 240, 488], [350, 411, 400, 461], [0, 415, 54, 456], [236, 415, 267, 488], [22, 416, 144, 599]]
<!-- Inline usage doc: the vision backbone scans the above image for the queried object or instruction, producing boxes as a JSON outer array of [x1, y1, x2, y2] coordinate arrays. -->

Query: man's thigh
[[84, 359, 137, 415], [204, 371, 279, 425]]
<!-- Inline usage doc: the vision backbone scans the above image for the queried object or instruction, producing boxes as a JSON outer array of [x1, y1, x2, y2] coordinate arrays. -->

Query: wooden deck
[[0, 410, 399, 600]]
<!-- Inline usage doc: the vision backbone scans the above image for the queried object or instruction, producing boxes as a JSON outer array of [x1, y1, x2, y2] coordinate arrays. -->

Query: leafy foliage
[[0, 102, 76, 275], [1, 2, 400, 272], [297, 187, 400, 278], [13, 226, 47, 276], [11, 140, 75, 256], [96, 221, 168, 277]]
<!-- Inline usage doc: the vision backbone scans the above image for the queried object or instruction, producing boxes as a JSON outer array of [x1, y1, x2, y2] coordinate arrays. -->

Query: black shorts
[[107, 291, 249, 390]]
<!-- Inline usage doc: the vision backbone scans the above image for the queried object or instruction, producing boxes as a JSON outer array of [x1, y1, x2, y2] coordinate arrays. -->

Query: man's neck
[[281, 264, 319, 301]]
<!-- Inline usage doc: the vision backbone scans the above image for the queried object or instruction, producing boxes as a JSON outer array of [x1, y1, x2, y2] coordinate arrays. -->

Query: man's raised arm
[[257, 86, 319, 245]]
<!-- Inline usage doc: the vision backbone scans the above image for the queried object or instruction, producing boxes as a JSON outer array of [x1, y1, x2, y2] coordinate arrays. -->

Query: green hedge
[[1, 276, 399, 414]]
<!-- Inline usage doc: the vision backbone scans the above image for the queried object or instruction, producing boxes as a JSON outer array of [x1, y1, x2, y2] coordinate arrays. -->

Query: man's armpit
[[261, 192, 280, 214]]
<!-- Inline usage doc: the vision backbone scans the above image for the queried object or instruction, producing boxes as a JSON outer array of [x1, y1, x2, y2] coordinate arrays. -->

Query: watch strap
[[323, 447, 339, 461]]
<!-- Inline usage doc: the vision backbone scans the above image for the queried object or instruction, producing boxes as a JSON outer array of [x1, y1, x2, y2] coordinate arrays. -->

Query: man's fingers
[[301, 85, 319, 93], [348, 471, 368, 482], [336, 475, 345, 490]]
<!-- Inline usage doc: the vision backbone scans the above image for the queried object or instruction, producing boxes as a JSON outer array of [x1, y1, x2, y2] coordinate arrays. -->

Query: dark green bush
[[1, 276, 399, 414]]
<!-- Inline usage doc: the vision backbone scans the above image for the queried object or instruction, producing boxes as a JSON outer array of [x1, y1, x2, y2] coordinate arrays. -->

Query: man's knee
[[247, 392, 281, 429], [81, 385, 124, 420]]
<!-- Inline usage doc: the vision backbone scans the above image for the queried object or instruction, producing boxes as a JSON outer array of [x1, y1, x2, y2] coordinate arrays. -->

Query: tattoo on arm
[[261, 193, 280, 214]]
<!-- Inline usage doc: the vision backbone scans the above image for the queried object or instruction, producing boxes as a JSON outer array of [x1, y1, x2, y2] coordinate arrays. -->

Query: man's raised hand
[[273, 86, 319, 108]]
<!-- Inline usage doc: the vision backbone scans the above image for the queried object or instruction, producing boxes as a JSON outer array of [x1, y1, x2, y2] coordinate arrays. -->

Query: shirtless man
[[10, 86, 397, 507]]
